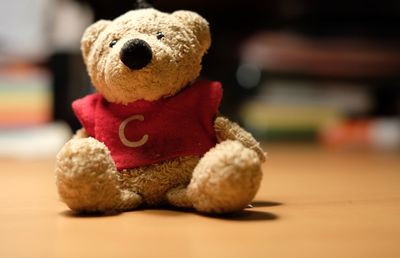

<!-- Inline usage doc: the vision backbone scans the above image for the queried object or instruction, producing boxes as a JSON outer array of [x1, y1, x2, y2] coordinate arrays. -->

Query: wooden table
[[1, 144, 399, 258]]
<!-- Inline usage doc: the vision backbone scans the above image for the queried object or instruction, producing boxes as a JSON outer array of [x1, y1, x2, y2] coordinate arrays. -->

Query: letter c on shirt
[[119, 115, 148, 148]]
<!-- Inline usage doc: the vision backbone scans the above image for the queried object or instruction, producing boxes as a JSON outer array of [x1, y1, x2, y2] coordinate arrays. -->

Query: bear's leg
[[187, 140, 262, 214], [55, 137, 142, 212], [166, 185, 193, 208]]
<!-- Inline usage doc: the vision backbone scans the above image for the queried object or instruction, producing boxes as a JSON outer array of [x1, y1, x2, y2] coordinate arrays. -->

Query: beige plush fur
[[56, 8, 266, 214], [81, 8, 210, 104]]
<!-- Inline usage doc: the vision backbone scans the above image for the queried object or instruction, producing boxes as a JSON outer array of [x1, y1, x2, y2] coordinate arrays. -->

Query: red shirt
[[72, 80, 222, 170]]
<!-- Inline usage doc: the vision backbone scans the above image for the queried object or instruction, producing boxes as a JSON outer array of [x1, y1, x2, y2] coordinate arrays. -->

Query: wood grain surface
[[0, 144, 399, 258]]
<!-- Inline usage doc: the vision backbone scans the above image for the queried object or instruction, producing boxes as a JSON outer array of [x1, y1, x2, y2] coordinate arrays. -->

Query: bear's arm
[[214, 115, 266, 162]]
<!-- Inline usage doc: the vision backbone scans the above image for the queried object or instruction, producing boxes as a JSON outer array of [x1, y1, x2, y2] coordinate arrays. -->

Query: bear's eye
[[109, 39, 118, 48], [156, 32, 164, 40]]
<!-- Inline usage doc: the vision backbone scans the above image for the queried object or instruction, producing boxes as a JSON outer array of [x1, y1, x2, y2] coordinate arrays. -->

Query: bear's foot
[[166, 185, 193, 208], [55, 137, 142, 212], [187, 140, 262, 214]]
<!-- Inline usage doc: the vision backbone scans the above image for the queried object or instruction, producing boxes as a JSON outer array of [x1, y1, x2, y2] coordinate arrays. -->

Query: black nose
[[119, 39, 152, 70]]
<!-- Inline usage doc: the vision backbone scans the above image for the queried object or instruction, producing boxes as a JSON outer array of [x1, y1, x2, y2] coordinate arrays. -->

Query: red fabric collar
[[72, 80, 222, 170]]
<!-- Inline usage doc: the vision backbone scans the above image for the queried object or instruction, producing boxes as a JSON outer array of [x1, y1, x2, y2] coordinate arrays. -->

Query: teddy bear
[[55, 4, 266, 214]]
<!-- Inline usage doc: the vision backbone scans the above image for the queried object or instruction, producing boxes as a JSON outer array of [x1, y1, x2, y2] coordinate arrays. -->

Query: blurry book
[[0, 64, 52, 127], [0, 63, 71, 158], [320, 118, 400, 150], [240, 99, 341, 140], [239, 79, 371, 140]]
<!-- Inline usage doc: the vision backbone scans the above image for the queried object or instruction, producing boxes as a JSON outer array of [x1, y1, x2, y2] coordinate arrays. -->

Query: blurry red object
[[320, 119, 400, 150]]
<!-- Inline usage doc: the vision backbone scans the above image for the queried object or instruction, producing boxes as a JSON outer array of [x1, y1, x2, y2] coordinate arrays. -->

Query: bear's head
[[81, 8, 211, 104]]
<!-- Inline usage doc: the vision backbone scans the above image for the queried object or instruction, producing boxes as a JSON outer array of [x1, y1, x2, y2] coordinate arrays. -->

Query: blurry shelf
[[240, 32, 400, 80]]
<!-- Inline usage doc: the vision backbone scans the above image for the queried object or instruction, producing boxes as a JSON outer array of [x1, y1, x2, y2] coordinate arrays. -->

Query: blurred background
[[0, 0, 399, 159]]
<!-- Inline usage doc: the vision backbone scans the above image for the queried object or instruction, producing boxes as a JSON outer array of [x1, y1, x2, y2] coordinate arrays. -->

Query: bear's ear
[[172, 10, 211, 53], [81, 20, 111, 63]]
